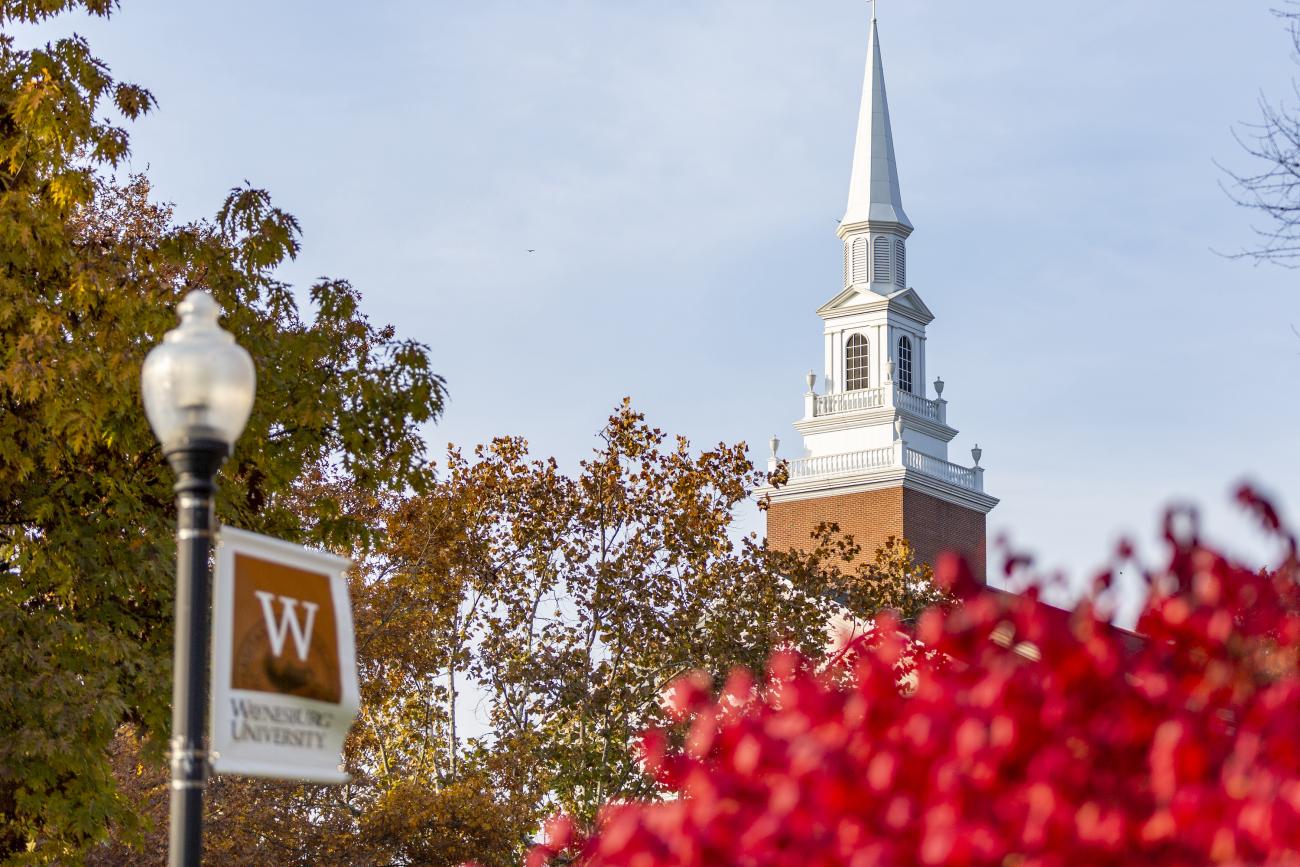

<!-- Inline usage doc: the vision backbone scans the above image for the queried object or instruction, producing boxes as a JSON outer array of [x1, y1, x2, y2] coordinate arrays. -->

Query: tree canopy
[[0, 1, 444, 858], [85, 403, 942, 865]]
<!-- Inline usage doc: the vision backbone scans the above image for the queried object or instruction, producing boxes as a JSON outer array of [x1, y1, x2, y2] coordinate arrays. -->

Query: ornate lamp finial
[[141, 289, 256, 451]]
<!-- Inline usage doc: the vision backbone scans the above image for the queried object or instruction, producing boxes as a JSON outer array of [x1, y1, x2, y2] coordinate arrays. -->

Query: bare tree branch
[[1221, 3, 1300, 266]]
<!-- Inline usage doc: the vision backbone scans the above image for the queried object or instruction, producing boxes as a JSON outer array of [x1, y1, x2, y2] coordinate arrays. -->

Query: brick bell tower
[[763, 9, 998, 580]]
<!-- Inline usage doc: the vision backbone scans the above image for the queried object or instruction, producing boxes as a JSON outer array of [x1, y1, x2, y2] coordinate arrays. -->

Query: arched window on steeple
[[873, 236, 892, 284], [850, 237, 868, 285], [894, 239, 906, 287], [845, 334, 870, 391], [897, 335, 913, 394]]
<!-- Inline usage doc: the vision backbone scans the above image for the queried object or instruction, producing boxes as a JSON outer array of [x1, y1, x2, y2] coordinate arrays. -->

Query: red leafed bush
[[530, 490, 1300, 865]]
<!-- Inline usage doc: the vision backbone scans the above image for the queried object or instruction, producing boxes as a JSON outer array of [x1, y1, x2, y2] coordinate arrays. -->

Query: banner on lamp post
[[210, 526, 359, 783]]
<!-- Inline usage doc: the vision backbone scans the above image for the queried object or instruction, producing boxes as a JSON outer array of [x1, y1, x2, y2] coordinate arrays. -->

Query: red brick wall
[[765, 487, 904, 558], [765, 485, 987, 581], [902, 488, 987, 582]]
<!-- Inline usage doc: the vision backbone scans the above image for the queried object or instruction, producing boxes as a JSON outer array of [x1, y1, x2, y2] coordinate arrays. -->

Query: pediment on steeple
[[817, 286, 874, 313], [817, 285, 934, 324], [887, 287, 934, 321]]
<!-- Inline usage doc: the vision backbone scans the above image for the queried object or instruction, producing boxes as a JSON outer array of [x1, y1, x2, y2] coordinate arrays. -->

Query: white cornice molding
[[837, 219, 914, 240], [901, 471, 1000, 513], [759, 465, 907, 503], [758, 468, 999, 515], [794, 406, 958, 442]]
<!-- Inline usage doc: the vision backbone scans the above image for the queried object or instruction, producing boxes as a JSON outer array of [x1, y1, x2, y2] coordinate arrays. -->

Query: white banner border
[[210, 525, 358, 783]]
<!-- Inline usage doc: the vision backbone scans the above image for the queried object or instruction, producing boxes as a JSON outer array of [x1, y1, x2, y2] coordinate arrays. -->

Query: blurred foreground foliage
[[532, 492, 1300, 866]]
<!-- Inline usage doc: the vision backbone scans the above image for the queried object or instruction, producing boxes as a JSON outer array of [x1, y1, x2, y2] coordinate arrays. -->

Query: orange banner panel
[[230, 553, 342, 704]]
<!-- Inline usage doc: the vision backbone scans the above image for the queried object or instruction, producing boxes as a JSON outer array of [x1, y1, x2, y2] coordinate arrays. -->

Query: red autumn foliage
[[529, 489, 1300, 865]]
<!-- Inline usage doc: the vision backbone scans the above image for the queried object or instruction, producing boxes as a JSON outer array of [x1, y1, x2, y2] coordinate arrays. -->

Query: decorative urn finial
[[805, 370, 817, 394], [769, 435, 780, 458], [971, 444, 983, 467], [934, 376, 944, 398]]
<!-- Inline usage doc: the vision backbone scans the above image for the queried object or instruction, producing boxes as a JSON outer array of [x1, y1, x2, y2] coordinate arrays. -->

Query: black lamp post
[[141, 291, 256, 867]]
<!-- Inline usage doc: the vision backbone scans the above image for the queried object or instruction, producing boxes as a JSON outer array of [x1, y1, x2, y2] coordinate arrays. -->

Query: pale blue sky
[[25, 1, 1300, 604]]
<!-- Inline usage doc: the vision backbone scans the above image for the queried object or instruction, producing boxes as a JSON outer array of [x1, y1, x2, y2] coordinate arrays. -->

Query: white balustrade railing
[[784, 445, 983, 493], [813, 388, 884, 416], [903, 448, 980, 491], [895, 389, 941, 421], [811, 386, 944, 423], [787, 446, 895, 480]]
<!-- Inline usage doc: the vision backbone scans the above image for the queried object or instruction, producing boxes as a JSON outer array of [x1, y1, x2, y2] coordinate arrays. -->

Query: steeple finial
[[840, 12, 911, 234]]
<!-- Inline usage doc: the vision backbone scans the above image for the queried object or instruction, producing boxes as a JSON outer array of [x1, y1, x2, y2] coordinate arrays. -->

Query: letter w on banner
[[255, 592, 319, 661], [211, 527, 359, 783]]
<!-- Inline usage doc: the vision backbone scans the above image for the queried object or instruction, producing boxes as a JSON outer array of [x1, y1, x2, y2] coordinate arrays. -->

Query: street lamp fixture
[[141, 290, 255, 867], [142, 291, 255, 450]]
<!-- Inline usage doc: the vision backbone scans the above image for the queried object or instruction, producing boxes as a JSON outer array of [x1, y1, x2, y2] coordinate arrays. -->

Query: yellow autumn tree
[[98, 403, 947, 866], [0, 5, 444, 860]]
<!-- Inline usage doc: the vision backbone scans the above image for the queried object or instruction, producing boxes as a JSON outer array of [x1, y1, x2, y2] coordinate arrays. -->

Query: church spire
[[840, 14, 911, 236]]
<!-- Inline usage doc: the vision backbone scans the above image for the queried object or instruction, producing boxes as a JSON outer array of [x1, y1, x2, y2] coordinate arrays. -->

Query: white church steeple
[[764, 7, 998, 579], [838, 15, 912, 295]]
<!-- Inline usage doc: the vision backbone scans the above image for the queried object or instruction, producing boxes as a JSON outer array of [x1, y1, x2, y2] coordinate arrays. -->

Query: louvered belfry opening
[[873, 235, 892, 284], [849, 236, 868, 284], [843, 232, 908, 289]]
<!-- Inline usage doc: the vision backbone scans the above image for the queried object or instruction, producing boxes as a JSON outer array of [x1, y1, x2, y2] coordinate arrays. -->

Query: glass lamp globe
[[141, 290, 256, 451]]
